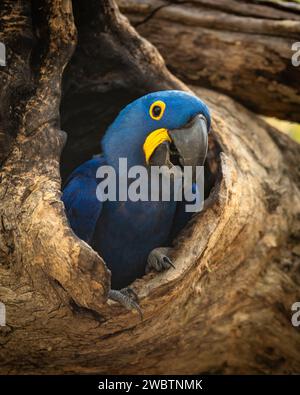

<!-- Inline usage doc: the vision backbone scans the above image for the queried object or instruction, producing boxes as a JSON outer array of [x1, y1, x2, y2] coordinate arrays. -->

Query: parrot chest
[[92, 199, 177, 288]]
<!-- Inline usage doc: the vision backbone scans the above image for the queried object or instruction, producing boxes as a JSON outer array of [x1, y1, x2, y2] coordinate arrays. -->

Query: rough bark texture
[[0, 0, 300, 374], [118, 0, 300, 122]]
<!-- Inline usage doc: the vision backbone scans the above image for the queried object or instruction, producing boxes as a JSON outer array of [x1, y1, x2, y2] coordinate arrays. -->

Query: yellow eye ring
[[149, 100, 166, 120]]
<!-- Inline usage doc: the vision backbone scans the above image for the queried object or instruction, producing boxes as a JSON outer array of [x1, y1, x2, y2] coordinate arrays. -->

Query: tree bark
[[118, 0, 300, 122], [0, 0, 300, 374]]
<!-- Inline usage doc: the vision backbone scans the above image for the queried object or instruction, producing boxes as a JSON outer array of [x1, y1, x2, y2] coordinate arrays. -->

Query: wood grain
[[0, 0, 299, 374], [118, 0, 300, 122]]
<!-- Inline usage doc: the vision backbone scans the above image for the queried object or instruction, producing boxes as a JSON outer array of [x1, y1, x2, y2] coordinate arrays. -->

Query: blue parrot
[[62, 90, 211, 312]]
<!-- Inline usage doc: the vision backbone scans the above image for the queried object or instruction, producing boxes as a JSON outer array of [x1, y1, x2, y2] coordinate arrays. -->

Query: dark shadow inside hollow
[[59, 0, 222, 289], [59, 0, 181, 181]]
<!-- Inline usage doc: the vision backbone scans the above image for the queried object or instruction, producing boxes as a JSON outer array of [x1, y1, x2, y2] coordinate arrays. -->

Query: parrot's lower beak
[[149, 115, 208, 176]]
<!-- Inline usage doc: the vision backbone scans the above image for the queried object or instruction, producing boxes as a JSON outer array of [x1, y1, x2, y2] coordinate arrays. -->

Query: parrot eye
[[149, 100, 166, 120], [153, 106, 161, 117]]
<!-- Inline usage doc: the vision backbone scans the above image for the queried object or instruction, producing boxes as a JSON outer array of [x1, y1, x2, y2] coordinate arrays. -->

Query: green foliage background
[[265, 118, 300, 143]]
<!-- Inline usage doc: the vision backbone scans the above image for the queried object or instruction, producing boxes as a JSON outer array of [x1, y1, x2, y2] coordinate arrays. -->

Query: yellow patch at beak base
[[143, 128, 171, 164]]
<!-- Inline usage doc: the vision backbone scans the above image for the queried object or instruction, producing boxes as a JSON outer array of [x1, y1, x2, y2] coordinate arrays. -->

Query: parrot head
[[102, 90, 211, 173]]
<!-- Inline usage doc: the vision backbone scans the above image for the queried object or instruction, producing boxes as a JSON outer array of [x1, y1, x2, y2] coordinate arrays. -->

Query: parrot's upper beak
[[149, 114, 209, 174]]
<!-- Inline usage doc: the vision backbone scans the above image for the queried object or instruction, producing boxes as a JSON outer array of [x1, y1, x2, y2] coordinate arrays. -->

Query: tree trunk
[[0, 0, 300, 374], [119, 0, 300, 122]]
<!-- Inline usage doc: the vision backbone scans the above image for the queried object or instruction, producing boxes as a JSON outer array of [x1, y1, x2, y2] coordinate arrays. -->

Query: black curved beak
[[168, 114, 208, 168], [149, 115, 209, 178]]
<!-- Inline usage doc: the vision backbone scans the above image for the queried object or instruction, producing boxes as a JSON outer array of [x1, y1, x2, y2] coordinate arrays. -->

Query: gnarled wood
[[0, 0, 110, 316], [0, 0, 300, 374], [118, 0, 300, 122]]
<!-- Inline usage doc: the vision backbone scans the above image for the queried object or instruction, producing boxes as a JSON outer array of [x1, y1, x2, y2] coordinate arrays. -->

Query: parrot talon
[[166, 257, 175, 269], [108, 288, 143, 320], [146, 247, 175, 273]]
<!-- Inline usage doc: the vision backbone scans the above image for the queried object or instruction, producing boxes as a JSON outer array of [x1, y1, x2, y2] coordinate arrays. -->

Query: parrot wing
[[62, 156, 105, 244]]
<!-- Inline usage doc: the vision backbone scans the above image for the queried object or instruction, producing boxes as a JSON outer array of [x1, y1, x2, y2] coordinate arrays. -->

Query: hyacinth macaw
[[62, 90, 211, 313]]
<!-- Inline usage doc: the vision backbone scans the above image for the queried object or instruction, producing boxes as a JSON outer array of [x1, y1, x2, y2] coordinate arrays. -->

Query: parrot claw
[[108, 288, 143, 320], [146, 247, 175, 273]]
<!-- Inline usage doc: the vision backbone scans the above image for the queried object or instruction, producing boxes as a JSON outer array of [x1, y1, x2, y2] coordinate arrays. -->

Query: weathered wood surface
[[0, 0, 299, 374], [118, 0, 300, 122]]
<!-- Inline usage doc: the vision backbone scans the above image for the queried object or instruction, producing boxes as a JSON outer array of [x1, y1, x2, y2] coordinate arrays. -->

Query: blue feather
[[62, 157, 105, 243], [62, 90, 211, 288]]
